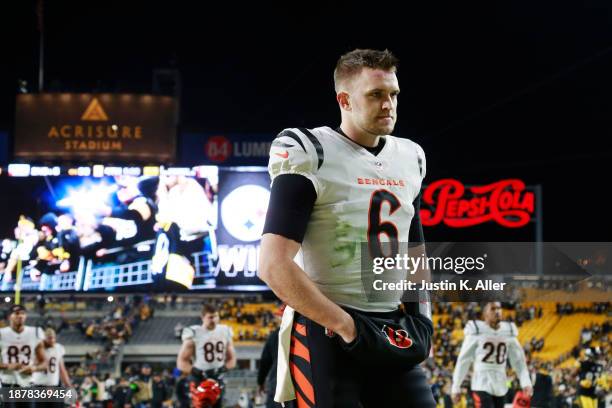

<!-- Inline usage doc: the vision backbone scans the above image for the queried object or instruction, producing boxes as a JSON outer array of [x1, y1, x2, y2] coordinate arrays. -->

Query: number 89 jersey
[[182, 325, 233, 371], [0, 326, 44, 386], [268, 126, 426, 312]]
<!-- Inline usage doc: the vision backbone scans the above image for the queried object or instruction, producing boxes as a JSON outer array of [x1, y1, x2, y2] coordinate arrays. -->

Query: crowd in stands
[[75, 297, 154, 357], [65, 363, 178, 408], [556, 302, 609, 315], [169, 296, 280, 343], [514, 304, 544, 325]]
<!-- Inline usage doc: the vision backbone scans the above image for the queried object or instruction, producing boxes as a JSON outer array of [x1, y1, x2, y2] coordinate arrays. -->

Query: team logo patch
[[381, 325, 413, 349], [324, 328, 335, 338]]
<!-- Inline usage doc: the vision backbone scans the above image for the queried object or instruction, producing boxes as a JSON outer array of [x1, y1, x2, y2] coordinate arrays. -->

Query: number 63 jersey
[[182, 325, 233, 371], [451, 320, 532, 397], [0, 326, 44, 386], [268, 126, 426, 312]]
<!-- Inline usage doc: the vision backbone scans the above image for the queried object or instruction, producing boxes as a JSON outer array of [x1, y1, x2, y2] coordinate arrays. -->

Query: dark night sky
[[2, 1, 612, 240]]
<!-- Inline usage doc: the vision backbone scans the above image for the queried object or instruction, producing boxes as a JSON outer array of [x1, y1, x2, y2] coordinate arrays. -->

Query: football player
[[33, 328, 72, 408], [259, 48, 434, 407], [177, 304, 236, 407], [451, 302, 533, 408], [0, 305, 48, 393]]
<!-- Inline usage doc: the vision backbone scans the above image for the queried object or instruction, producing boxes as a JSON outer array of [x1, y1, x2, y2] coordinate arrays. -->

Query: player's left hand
[[522, 385, 533, 397]]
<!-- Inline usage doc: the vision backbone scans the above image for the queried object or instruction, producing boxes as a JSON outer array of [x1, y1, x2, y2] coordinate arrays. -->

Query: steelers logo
[[221, 184, 270, 242]]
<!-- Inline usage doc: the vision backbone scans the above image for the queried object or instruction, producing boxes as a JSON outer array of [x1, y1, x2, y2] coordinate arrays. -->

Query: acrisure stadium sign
[[14, 93, 177, 162]]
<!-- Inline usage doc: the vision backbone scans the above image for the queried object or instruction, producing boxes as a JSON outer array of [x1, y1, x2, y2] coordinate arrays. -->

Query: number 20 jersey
[[268, 126, 426, 312], [451, 320, 532, 397], [0, 326, 44, 386], [182, 325, 233, 371]]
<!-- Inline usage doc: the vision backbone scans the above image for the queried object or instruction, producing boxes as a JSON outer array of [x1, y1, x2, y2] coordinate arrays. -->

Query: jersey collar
[[329, 127, 390, 158]]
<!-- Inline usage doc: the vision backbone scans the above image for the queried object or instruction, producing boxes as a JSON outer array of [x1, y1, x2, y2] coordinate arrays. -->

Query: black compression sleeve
[[408, 191, 425, 247], [262, 174, 316, 243]]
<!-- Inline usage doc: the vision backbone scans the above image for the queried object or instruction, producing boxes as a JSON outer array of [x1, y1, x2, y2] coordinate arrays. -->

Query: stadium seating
[[516, 310, 560, 345], [130, 316, 200, 344], [532, 313, 608, 361]]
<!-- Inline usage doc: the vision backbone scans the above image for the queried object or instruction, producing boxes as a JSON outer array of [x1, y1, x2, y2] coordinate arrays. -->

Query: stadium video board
[[0, 165, 270, 293]]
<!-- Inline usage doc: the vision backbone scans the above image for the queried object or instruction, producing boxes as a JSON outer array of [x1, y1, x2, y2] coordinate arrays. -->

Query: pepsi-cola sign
[[421, 179, 535, 228]]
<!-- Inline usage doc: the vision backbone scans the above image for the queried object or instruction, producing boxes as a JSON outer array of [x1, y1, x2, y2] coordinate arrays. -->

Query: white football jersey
[[451, 320, 531, 396], [182, 324, 233, 371], [268, 126, 426, 312], [33, 343, 65, 386], [0, 326, 44, 386]]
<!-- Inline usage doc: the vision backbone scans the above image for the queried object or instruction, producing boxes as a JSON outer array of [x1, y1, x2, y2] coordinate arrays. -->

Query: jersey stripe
[[298, 128, 324, 170], [277, 130, 307, 152]]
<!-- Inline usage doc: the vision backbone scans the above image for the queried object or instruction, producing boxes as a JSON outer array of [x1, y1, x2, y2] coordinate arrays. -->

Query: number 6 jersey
[[268, 126, 426, 312], [182, 324, 233, 371], [451, 320, 532, 397], [33, 343, 65, 386], [0, 326, 44, 386]]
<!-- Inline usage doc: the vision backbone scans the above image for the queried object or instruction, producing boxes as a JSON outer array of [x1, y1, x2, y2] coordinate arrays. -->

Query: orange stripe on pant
[[291, 335, 311, 363], [294, 322, 307, 336], [290, 361, 315, 407], [472, 392, 482, 408], [295, 389, 311, 408]]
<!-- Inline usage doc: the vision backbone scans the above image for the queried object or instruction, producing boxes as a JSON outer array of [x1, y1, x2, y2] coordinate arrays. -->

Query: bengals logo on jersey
[[381, 325, 413, 349]]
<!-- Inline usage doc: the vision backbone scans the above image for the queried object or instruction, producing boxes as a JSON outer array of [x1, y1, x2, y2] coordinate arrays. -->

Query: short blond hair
[[334, 49, 399, 92]]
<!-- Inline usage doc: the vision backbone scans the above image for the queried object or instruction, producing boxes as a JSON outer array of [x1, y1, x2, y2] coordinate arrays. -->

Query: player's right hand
[[451, 393, 461, 404]]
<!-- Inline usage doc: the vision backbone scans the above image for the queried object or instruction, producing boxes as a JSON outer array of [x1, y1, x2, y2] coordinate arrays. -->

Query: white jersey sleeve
[[268, 128, 322, 195], [415, 142, 426, 180], [451, 321, 479, 394], [507, 324, 532, 389], [181, 326, 196, 342]]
